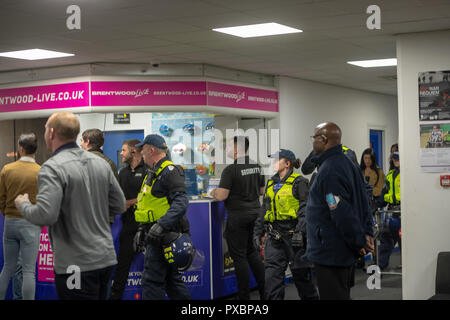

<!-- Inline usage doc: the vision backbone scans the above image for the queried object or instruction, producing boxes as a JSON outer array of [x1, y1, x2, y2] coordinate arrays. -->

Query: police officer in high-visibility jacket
[[254, 149, 319, 300], [133, 134, 191, 300], [377, 151, 401, 270]]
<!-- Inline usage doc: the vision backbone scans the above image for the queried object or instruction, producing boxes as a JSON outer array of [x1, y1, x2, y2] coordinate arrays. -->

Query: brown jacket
[[0, 158, 41, 218], [363, 167, 385, 197]]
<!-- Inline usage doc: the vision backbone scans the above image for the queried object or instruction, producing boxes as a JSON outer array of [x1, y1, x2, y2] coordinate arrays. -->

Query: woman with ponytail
[[253, 149, 318, 300]]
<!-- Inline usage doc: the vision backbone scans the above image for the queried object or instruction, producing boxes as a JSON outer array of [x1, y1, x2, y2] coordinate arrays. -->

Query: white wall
[[213, 115, 238, 177], [397, 30, 450, 300], [77, 112, 152, 145], [277, 76, 398, 176]]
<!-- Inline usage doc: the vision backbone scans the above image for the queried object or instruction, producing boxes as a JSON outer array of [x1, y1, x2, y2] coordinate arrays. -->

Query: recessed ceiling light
[[347, 58, 397, 68], [212, 23, 302, 38], [0, 49, 74, 60]]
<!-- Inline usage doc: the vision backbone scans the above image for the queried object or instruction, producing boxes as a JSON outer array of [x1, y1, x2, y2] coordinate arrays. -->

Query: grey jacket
[[19, 144, 126, 274]]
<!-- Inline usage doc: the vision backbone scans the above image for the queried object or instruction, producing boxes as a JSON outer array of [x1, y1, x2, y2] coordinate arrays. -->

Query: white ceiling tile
[[382, 4, 450, 23], [246, 1, 346, 21], [118, 21, 203, 37], [152, 30, 230, 43], [99, 37, 176, 50], [56, 28, 139, 42], [201, 0, 315, 11], [173, 12, 265, 29], [0, 0, 448, 95], [138, 44, 207, 56]]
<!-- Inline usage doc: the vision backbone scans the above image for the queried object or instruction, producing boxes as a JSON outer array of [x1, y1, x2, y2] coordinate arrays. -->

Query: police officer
[[377, 151, 401, 270], [305, 122, 374, 300], [133, 134, 191, 300], [211, 136, 265, 300], [110, 139, 148, 300], [253, 149, 319, 300]]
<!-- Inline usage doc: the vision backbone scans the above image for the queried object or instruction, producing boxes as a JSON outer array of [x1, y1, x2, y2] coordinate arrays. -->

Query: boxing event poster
[[419, 71, 450, 121], [419, 71, 450, 172]]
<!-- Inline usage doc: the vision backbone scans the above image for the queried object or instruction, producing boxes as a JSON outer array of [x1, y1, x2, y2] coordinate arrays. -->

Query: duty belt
[[265, 223, 294, 240], [265, 223, 295, 266]]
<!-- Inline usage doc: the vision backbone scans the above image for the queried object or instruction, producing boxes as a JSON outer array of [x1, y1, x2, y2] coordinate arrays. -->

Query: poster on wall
[[419, 70, 450, 172], [419, 122, 450, 172], [419, 71, 450, 121]]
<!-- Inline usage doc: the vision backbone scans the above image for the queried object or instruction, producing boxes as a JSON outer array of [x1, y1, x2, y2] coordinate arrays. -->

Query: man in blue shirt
[[304, 122, 374, 300]]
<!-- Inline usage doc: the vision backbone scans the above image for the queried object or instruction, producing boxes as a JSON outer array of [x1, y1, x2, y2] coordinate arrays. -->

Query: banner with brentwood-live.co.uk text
[[90, 81, 278, 112], [0, 80, 278, 113], [0, 82, 90, 113]]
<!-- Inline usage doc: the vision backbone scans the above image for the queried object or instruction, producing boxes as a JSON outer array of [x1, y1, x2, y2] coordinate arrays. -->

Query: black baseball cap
[[135, 134, 167, 149], [269, 149, 296, 161], [392, 151, 399, 160]]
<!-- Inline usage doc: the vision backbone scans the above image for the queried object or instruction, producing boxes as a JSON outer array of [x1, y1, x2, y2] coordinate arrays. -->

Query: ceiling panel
[[201, 0, 317, 11], [99, 37, 176, 50], [0, 0, 448, 95], [172, 12, 265, 29], [118, 21, 203, 37]]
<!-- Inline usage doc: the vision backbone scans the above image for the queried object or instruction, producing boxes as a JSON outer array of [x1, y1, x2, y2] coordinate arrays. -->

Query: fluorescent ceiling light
[[347, 58, 397, 68], [0, 49, 74, 60], [213, 23, 302, 38]]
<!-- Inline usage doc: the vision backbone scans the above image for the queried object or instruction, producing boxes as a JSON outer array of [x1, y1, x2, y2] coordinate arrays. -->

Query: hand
[[146, 223, 165, 246], [253, 235, 262, 251], [365, 235, 375, 254], [14, 193, 30, 209], [291, 232, 305, 250], [359, 235, 375, 256], [126, 199, 137, 210]]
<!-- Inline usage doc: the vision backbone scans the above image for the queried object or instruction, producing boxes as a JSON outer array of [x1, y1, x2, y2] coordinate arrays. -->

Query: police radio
[[145, 169, 157, 185]]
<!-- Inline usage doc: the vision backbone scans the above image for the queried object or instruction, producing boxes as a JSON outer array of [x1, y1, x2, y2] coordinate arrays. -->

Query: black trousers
[[225, 209, 265, 300], [264, 237, 318, 300], [315, 264, 353, 300], [110, 219, 139, 300], [55, 265, 115, 300]]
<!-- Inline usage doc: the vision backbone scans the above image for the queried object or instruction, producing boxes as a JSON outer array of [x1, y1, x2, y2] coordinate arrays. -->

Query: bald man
[[14, 112, 126, 300], [304, 122, 374, 300]]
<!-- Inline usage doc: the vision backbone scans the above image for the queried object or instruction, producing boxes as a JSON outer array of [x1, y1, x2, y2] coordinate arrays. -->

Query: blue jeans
[[142, 244, 191, 300], [0, 218, 40, 300], [13, 254, 23, 300]]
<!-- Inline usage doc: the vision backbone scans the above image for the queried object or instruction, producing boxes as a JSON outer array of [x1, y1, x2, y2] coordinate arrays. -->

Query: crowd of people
[[0, 112, 401, 300]]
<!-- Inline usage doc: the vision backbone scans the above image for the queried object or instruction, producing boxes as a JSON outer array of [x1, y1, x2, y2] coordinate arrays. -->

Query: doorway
[[370, 129, 384, 171], [103, 130, 145, 170]]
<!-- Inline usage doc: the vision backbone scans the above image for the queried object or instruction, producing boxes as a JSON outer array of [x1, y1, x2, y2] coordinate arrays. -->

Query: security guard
[[377, 151, 401, 270], [211, 136, 265, 300], [133, 134, 191, 300], [110, 139, 148, 300], [254, 149, 319, 300]]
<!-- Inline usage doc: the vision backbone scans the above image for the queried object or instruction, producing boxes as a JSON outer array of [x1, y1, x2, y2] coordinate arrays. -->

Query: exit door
[[370, 129, 384, 171]]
